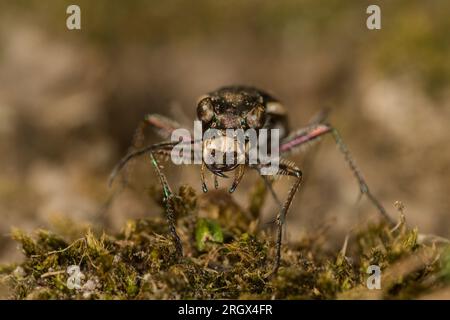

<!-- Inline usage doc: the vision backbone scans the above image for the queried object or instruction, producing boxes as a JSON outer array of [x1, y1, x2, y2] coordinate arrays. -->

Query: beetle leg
[[256, 160, 303, 276], [109, 141, 196, 258], [280, 123, 393, 224], [144, 114, 185, 140], [229, 165, 245, 193], [149, 152, 183, 258], [307, 108, 330, 126], [330, 128, 394, 223], [274, 161, 302, 276]]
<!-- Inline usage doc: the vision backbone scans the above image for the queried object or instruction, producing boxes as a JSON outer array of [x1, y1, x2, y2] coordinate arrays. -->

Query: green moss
[[1, 185, 448, 300], [195, 218, 224, 252]]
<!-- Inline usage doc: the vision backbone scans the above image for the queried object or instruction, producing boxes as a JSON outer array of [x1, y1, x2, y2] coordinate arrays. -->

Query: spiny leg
[[102, 141, 176, 227], [330, 128, 393, 224], [109, 143, 188, 258], [143, 114, 185, 140], [109, 141, 197, 258], [280, 123, 393, 224], [149, 152, 183, 258], [307, 107, 330, 126], [263, 109, 328, 221], [257, 160, 303, 276]]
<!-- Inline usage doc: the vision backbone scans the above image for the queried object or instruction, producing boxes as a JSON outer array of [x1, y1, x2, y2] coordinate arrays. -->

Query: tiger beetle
[[109, 85, 393, 276]]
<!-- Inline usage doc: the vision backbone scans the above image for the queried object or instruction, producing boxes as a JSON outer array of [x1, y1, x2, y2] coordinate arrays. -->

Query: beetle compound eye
[[246, 105, 265, 128], [197, 97, 214, 123]]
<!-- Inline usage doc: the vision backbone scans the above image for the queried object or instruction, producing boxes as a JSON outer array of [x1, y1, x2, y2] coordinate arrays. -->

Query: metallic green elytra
[[195, 218, 224, 252]]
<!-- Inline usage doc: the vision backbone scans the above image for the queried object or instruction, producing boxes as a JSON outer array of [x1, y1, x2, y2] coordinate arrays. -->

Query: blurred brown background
[[0, 0, 449, 264]]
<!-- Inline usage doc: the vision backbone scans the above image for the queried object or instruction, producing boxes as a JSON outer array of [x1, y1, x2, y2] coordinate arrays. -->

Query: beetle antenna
[[331, 128, 394, 225], [108, 142, 177, 187]]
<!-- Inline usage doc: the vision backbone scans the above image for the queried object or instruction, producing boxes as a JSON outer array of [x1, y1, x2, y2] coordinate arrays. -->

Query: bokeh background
[[0, 0, 449, 267]]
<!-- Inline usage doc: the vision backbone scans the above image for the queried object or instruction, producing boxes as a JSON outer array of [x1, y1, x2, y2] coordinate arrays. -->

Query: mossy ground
[[1, 183, 449, 300]]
